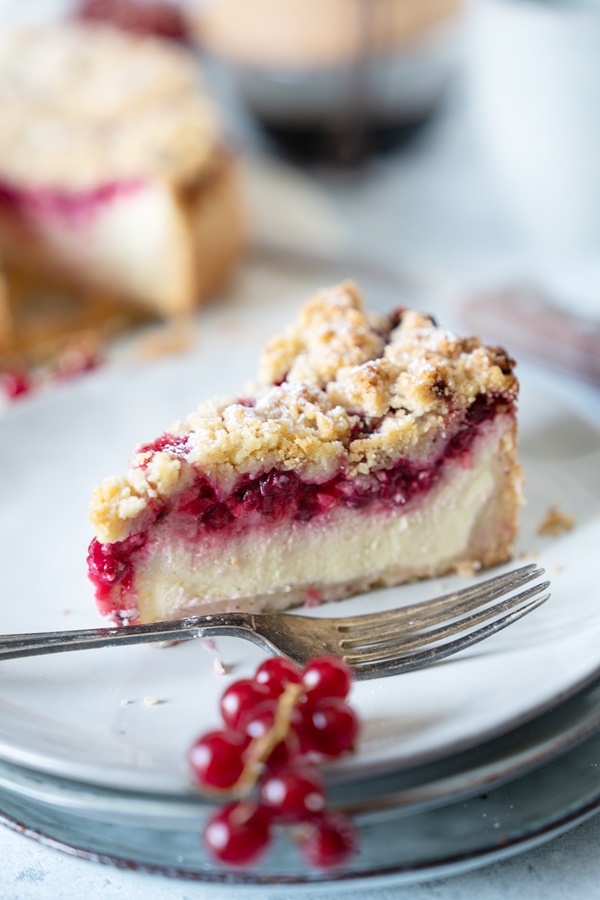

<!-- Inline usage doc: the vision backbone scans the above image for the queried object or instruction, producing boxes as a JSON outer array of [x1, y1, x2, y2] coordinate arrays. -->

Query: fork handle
[[0, 612, 254, 661]]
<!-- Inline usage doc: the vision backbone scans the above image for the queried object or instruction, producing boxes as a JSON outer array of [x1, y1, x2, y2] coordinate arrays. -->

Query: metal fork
[[0, 565, 548, 680]]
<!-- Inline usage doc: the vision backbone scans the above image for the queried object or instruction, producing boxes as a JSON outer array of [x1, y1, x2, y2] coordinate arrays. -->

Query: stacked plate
[[1, 259, 600, 890]]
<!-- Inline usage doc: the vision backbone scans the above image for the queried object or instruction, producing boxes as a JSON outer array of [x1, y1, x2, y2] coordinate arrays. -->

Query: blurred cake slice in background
[[0, 25, 243, 322]]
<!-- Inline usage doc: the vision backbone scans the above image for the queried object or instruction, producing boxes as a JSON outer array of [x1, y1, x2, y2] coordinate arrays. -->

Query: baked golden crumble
[[537, 506, 575, 537], [90, 281, 519, 543], [258, 281, 389, 387], [0, 25, 221, 190]]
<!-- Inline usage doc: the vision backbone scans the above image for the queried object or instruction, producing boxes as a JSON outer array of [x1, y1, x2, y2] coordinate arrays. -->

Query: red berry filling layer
[[87, 394, 512, 620], [0, 179, 143, 227]]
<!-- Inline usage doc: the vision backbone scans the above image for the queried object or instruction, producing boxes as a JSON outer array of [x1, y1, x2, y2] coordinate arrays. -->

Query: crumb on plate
[[537, 506, 575, 537], [454, 560, 482, 577]]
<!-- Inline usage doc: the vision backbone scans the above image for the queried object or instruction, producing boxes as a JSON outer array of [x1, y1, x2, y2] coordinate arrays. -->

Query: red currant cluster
[[188, 655, 360, 869]]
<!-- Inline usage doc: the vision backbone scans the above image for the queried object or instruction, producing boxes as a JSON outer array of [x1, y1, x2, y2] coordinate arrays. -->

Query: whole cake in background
[[0, 25, 243, 329], [88, 281, 522, 625]]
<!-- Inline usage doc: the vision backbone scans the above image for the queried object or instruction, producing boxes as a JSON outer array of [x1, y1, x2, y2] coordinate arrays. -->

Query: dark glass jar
[[194, 0, 462, 164]]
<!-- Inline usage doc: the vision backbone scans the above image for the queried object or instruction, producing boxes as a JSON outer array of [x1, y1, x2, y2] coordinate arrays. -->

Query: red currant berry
[[238, 697, 304, 769], [205, 801, 271, 865], [265, 730, 302, 771], [220, 679, 271, 729], [302, 656, 352, 702], [309, 698, 359, 757], [261, 765, 325, 822], [2, 370, 30, 401], [188, 729, 249, 790], [300, 811, 358, 869], [289, 701, 317, 755], [255, 657, 301, 697], [238, 698, 277, 739]]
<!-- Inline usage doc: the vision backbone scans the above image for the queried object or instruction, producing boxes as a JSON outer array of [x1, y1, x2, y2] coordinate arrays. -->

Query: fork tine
[[338, 564, 544, 635], [348, 592, 551, 680], [341, 581, 551, 662]]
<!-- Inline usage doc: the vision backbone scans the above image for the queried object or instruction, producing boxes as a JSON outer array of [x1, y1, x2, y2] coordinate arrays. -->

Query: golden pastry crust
[[0, 25, 221, 190], [90, 281, 519, 543]]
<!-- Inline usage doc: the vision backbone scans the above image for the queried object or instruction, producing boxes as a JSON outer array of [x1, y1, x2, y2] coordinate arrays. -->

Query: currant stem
[[231, 681, 305, 795]]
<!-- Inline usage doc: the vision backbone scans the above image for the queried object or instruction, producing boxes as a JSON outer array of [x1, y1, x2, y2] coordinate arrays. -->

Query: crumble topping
[[90, 281, 518, 543], [258, 281, 389, 387], [184, 383, 355, 484], [537, 506, 575, 537], [91, 450, 191, 542], [0, 25, 221, 190]]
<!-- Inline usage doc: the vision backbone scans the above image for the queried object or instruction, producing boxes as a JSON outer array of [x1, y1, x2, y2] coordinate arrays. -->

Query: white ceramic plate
[[1, 261, 599, 794], [3, 691, 600, 888]]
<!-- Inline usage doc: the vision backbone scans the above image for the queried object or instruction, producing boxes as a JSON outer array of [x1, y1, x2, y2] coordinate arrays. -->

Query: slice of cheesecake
[[88, 281, 522, 624], [0, 25, 242, 317]]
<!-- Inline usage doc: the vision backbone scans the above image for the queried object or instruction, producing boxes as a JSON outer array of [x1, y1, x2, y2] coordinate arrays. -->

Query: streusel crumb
[[90, 282, 518, 543], [258, 281, 389, 387], [537, 506, 575, 537]]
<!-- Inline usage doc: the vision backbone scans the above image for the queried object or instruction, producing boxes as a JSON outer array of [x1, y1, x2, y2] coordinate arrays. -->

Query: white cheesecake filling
[[0, 181, 193, 313], [63, 182, 193, 311], [134, 418, 514, 622]]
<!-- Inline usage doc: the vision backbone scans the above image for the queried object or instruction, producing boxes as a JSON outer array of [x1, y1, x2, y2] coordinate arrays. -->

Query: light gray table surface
[[2, 29, 600, 896]]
